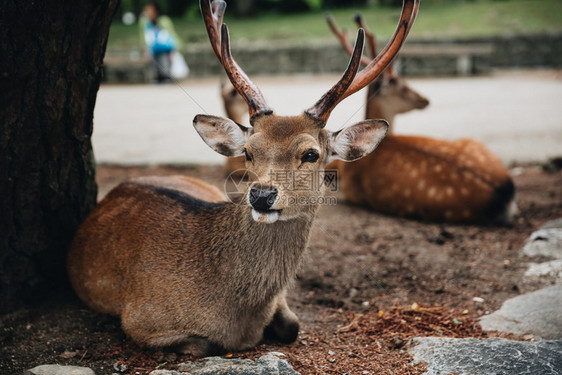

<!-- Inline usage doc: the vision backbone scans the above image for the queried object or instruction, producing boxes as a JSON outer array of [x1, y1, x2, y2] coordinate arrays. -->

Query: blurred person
[[139, 1, 184, 83]]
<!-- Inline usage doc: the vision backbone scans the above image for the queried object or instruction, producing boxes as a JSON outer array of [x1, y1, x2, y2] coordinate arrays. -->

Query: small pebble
[[472, 296, 485, 303], [113, 362, 128, 373], [328, 350, 335, 356]]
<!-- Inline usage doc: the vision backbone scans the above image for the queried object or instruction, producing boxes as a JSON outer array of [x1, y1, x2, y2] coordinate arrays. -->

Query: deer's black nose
[[249, 185, 278, 212]]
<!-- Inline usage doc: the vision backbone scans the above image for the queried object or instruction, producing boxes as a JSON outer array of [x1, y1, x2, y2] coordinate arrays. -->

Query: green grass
[[108, 0, 562, 49]]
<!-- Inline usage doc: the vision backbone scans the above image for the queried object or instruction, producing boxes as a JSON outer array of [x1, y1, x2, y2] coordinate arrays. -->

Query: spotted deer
[[326, 14, 517, 224], [67, 0, 419, 356]]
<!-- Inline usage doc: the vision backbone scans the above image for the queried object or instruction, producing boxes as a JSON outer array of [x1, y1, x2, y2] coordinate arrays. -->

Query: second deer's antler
[[353, 13, 378, 60], [309, 0, 419, 122], [344, 0, 419, 97]]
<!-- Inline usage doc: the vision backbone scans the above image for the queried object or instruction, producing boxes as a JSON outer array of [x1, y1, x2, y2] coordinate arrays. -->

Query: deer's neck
[[205, 202, 317, 306], [224, 105, 246, 125], [365, 95, 396, 135]]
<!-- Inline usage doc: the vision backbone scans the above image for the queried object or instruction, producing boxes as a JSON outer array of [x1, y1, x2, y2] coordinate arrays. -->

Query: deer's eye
[[243, 148, 252, 162], [301, 150, 319, 164]]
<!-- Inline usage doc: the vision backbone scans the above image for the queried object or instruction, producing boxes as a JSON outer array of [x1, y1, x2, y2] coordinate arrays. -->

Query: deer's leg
[[173, 336, 227, 357], [126, 325, 226, 357], [263, 292, 299, 343], [121, 304, 226, 357]]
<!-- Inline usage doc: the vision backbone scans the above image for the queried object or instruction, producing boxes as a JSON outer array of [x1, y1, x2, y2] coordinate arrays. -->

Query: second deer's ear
[[193, 114, 250, 157], [328, 119, 388, 162]]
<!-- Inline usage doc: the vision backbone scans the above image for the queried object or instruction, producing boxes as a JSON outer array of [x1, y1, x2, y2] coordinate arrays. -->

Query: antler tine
[[406, 0, 420, 40], [221, 24, 273, 119], [354, 12, 397, 78], [326, 14, 372, 67], [353, 13, 378, 59], [212, 0, 226, 33], [201, 0, 272, 120], [201, 0, 224, 60], [338, 0, 419, 102], [305, 28, 365, 124]]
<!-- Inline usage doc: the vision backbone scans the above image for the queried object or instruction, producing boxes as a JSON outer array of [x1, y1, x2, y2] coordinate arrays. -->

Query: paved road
[[93, 70, 562, 165]]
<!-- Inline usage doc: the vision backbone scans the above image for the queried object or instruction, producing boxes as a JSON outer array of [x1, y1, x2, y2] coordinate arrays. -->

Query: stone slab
[[521, 219, 562, 259], [24, 365, 95, 375], [148, 354, 299, 375], [521, 229, 562, 259], [479, 284, 562, 339], [409, 337, 562, 375], [525, 260, 562, 281]]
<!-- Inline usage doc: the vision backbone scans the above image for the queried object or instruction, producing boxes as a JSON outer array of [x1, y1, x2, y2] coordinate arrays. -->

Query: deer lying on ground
[[221, 82, 249, 176], [326, 14, 517, 224], [67, 0, 419, 356]]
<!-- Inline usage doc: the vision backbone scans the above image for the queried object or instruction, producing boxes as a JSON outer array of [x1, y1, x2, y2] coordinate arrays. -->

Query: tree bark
[[0, 0, 118, 313]]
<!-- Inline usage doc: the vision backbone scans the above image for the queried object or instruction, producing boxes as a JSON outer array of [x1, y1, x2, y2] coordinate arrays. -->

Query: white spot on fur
[[427, 186, 436, 197]]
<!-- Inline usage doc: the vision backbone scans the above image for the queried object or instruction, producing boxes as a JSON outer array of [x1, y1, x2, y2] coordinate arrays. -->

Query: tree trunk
[[0, 0, 118, 313]]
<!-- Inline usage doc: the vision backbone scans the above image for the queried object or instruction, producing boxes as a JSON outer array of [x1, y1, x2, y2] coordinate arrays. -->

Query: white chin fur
[[251, 209, 280, 224]]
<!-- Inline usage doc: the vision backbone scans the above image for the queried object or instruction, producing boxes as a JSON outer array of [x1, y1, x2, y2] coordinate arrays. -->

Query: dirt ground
[[1, 162, 561, 375]]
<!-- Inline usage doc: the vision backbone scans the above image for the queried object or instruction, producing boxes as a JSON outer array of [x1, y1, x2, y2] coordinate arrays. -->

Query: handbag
[[170, 51, 189, 79]]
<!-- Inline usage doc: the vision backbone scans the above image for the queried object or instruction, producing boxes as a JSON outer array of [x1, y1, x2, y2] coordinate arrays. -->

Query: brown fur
[[68, 176, 311, 355], [334, 136, 514, 223]]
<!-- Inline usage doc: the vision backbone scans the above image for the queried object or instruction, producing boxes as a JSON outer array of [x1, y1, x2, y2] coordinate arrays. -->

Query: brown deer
[[326, 14, 517, 224], [221, 82, 249, 176], [67, 0, 419, 356]]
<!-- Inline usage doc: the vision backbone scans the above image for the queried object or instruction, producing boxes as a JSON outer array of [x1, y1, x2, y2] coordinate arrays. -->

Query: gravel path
[[93, 70, 562, 165]]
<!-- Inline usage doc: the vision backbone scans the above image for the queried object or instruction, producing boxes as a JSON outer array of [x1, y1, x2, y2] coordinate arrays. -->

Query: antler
[[312, 0, 418, 122], [353, 13, 378, 60], [200, 0, 272, 120], [355, 13, 400, 78], [339, 0, 418, 102], [305, 29, 365, 123], [326, 14, 372, 67]]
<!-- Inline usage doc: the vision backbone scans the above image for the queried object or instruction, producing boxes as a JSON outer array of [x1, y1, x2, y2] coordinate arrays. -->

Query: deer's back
[[67, 176, 228, 315]]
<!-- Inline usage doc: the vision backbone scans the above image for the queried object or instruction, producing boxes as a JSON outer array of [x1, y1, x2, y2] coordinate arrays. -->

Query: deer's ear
[[328, 119, 388, 162], [193, 114, 250, 157]]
